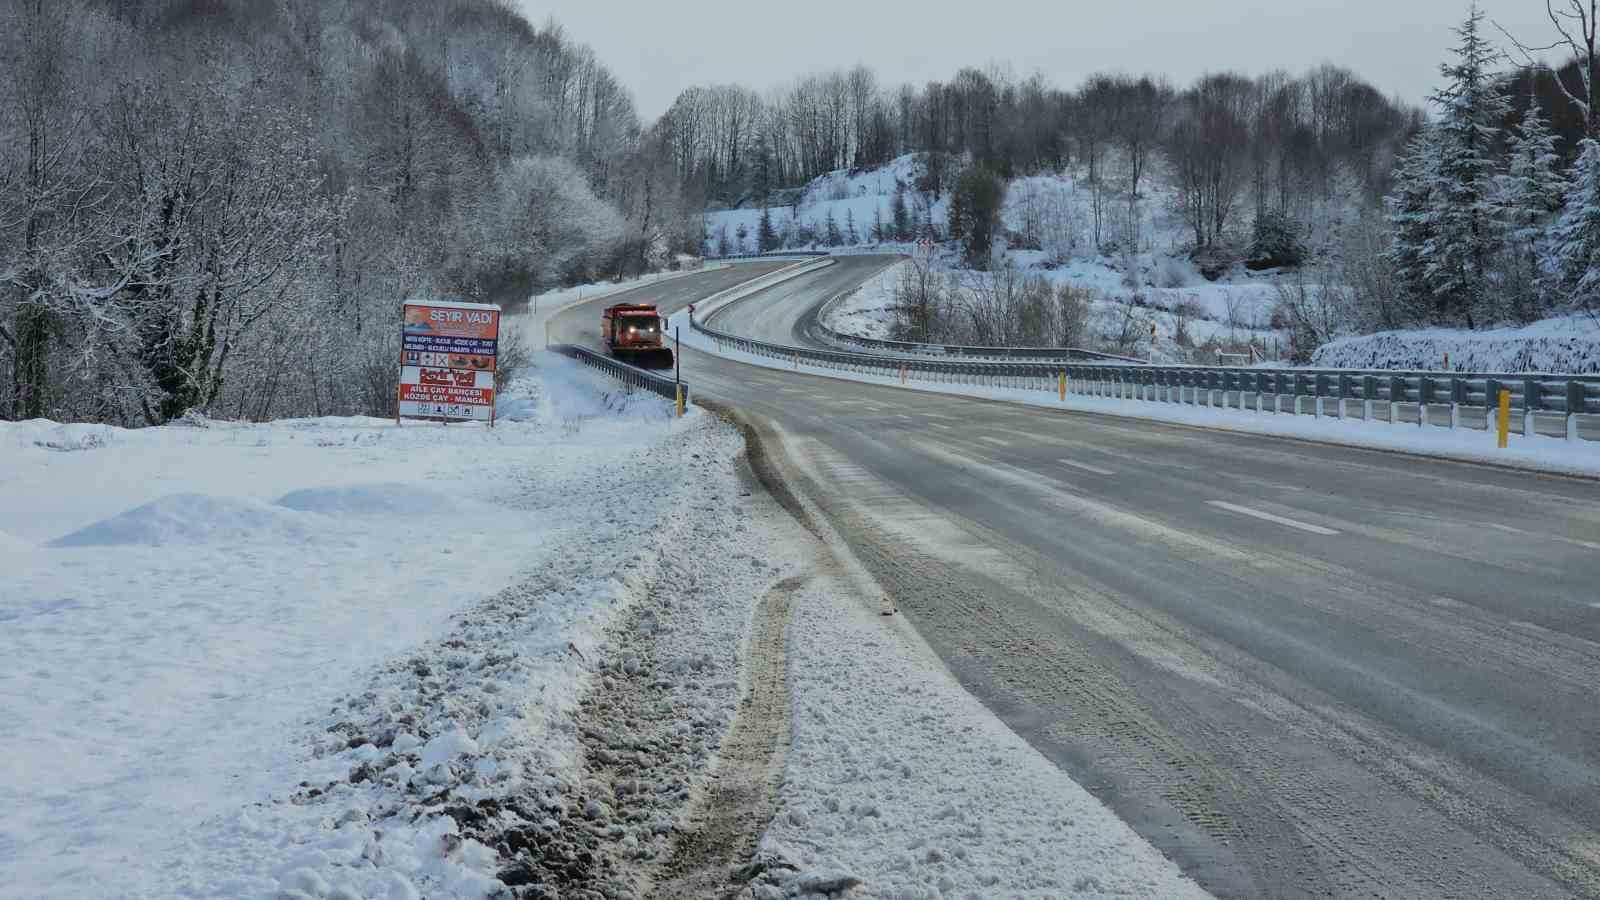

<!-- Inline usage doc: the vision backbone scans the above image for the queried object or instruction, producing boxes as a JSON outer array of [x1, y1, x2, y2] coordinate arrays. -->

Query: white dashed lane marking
[[1058, 458, 1116, 477], [1206, 501, 1341, 536]]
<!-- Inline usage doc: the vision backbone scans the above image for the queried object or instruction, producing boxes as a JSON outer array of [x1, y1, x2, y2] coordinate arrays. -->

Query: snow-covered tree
[[891, 185, 911, 241], [1385, 128, 1440, 323], [1420, 4, 1510, 327], [1495, 100, 1568, 320], [845, 208, 860, 244], [757, 205, 779, 252], [824, 210, 843, 247], [1543, 138, 1600, 314]]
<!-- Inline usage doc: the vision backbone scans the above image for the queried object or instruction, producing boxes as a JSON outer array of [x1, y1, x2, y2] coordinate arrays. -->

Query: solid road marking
[[927, 422, 953, 430], [1058, 458, 1116, 477], [1206, 501, 1341, 536], [980, 436, 1011, 447]]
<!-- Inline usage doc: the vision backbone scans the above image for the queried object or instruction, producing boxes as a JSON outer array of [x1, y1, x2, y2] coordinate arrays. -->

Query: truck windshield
[[625, 317, 659, 333]]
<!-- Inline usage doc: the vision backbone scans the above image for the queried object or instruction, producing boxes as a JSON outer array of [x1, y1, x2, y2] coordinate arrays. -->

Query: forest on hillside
[[662, 6, 1600, 361], [0, 0, 700, 426], [7, 0, 1600, 427]]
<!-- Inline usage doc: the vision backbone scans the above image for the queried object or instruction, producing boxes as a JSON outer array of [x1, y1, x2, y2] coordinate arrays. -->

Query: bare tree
[[1498, 1, 1600, 136]]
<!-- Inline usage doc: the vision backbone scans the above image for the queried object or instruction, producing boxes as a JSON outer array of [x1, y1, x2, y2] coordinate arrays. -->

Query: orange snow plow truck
[[601, 302, 674, 369]]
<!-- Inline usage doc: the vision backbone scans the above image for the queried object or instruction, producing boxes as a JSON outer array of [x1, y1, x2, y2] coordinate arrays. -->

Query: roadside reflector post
[[1486, 378, 1501, 438], [1497, 387, 1511, 448], [1568, 380, 1585, 441], [1059, 370, 1066, 401], [675, 383, 685, 418], [1523, 379, 1540, 437]]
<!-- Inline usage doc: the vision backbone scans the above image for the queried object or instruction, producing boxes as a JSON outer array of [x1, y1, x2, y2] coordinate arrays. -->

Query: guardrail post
[[1363, 376, 1377, 420], [1314, 374, 1328, 417], [1418, 376, 1435, 428], [1449, 378, 1465, 428], [1523, 379, 1540, 437], [1486, 378, 1501, 436], [1568, 380, 1584, 441], [1389, 376, 1404, 424]]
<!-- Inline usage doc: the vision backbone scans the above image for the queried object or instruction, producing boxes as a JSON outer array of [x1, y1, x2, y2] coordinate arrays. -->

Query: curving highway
[[549, 259, 1600, 899]]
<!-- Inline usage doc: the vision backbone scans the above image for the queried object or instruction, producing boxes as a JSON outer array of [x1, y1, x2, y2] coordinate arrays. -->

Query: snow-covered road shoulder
[[0, 353, 745, 899]]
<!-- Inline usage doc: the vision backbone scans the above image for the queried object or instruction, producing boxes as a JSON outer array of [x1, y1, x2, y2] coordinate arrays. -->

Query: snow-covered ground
[[819, 261, 904, 341], [1312, 314, 1600, 373], [673, 308, 1600, 479], [0, 355, 736, 899]]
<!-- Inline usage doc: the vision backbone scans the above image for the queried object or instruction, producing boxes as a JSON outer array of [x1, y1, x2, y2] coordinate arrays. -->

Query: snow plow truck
[[602, 302, 673, 369]]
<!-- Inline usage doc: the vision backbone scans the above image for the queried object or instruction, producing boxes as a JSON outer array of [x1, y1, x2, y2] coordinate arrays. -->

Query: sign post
[[397, 300, 502, 426]]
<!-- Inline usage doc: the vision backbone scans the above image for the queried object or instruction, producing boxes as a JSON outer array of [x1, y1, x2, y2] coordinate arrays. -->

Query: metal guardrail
[[549, 344, 688, 406], [691, 315, 1600, 442], [707, 251, 831, 261]]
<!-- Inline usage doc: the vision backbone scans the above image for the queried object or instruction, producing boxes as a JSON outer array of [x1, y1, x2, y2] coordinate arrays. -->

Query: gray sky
[[519, 1, 1561, 120]]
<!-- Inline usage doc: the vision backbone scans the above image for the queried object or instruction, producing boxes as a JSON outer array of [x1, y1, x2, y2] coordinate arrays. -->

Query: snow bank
[[49, 492, 319, 547], [1311, 314, 1600, 373], [0, 353, 717, 899]]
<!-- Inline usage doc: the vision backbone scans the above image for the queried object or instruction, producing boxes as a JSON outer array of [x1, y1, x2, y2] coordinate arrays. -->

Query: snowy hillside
[[707, 155, 1286, 362]]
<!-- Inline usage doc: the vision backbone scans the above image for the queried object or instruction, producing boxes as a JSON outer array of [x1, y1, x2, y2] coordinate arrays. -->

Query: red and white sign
[[397, 301, 502, 423]]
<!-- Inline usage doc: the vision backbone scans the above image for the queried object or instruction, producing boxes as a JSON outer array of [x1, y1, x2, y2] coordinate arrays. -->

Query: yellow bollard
[[1058, 371, 1066, 401], [675, 384, 685, 418], [1497, 388, 1510, 448]]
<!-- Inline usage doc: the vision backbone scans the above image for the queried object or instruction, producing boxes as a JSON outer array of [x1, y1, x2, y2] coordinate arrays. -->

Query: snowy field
[[674, 309, 1600, 479], [0, 355, 734, 899]]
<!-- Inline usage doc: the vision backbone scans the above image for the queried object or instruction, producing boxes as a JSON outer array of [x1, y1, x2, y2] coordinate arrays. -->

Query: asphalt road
[[551, 260, 1600, 899]]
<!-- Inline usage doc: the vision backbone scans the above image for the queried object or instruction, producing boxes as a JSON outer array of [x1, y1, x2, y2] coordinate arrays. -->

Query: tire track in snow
[[652, 576, 799, 898]]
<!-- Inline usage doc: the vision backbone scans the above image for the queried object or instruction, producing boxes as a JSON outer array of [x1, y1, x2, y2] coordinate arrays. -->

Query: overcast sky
[[518, 0, 1562, 121]]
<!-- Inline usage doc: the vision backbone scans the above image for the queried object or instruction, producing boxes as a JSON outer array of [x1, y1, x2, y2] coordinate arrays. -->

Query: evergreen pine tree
[[1385, 127, 1440, 319], [845, 208, 860, 245], [716, 225, 731, 258], [1543, 138, 1600, 315], [757, 205, 779, 252], [872, 205, 886, 243], [891, 185, 910, 241], [824, 210, 843, 247], [1422, 4, 1510, 327], [1496, 100, 1568, 319]]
